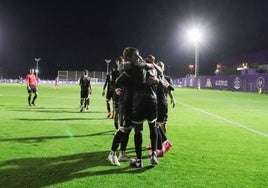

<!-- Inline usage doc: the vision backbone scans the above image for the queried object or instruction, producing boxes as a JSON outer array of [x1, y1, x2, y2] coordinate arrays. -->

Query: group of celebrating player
[[103, 47, 176, 168], [25, 46, 176, 168]]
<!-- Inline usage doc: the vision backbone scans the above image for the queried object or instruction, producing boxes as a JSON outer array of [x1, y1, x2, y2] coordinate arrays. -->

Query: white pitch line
[[177, 100, 268, 138]]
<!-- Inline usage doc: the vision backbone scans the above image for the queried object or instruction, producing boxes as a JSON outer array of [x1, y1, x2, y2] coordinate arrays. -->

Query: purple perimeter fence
[[174, 73, 268, 93]]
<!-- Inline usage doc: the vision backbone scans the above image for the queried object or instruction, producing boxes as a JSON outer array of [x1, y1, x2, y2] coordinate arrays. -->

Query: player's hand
[[102, 90, 105, 96], [146, 63, 154, 69], [115, 88, 121, 95], [146, 76, 159, 85], [171, 98, 176, 108]]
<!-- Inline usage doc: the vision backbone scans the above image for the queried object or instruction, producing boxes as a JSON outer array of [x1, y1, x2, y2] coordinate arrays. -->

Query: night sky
[[1, 0, 268, 79]]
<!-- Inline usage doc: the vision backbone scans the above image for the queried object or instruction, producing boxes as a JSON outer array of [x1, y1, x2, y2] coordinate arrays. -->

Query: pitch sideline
[[177, 100, 268, 138]]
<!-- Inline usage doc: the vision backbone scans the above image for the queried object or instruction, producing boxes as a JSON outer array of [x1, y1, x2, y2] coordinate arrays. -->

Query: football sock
[[157, 128, 163, 150], [120, 129, 131, 151], [32, 95, 37, 103], [106, 101, 110, 112], [149, 122, 158, 151], [114, 122, 119, 130], [134, 125, 143, 159], [159, 126, 167, 143], [86, 98, 90, 107], [28, 96, 31, 104], [111, 130, 124, 151]]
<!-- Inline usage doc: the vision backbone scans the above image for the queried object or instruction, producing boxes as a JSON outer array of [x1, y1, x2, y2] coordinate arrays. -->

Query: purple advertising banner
[[176, 73, 268, 93]]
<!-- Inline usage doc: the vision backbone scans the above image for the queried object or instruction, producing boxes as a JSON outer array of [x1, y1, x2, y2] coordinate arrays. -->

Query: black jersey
[[104, 68, 119, 92], [103, 74, 111, 91], [131, 62, 157, 100], [156, 75, 172, 100], [157, 76, 167, 102], [79, 76, 91, 91], [128, 61, 158, 123]]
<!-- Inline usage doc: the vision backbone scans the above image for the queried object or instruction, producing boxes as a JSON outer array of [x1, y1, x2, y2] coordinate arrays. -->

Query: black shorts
[[112, 93, 120, 110], [28, 85, 37, 94], [80, 90, 89, 98], [157, 99, 168, 123], [132, 94, 157, 124]]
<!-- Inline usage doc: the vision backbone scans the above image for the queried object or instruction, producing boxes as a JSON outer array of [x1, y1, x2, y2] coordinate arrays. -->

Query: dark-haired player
[[108, 50, 155, 167], [108, 56, 133, 166], [102, 73, 113, 118], [111, 57, 125, 131], [79, 69, 92, 112], [149, 61, 175, 157], [121, 48, 160, 168]]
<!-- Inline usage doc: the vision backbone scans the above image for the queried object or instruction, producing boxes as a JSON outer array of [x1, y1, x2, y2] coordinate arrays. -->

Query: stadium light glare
[[187, 27, 203, 77], [187, 27, 202, 44]]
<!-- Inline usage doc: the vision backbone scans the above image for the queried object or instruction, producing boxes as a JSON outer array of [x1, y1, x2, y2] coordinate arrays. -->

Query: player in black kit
[[102, 73, 113, 118], [108, 49, 156, 167], [79, 69, 92, 112], [123, 49, 160, 168], [108, 56, 134, 166], [152, 61, 175, 157]]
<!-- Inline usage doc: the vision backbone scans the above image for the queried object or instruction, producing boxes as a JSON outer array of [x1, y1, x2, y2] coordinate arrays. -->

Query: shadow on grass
[[13, 117, 107, 121], [0, 151, 154, 188], [8, 107, 105, 114], [0, 131, 115, 143]]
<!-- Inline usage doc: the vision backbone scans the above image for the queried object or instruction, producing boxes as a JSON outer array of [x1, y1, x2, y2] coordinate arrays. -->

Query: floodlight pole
[[34, 58, 41, 79], [105, 59, 111, 75], [194, 42, 199, 77]]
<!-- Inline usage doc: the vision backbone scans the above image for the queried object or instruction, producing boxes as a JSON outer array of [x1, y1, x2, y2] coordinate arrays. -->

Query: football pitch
[[0, 83, 267, 188]]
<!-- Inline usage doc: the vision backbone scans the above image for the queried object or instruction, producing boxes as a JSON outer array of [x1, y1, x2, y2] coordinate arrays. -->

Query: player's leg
[[146, 99, 159, 165], [118, 113, 132, 161], [108, 126, 132, 166], [118, 93, 132, 161], [108, 129, 124, 166], [31, 89, 38, 106], [160, 105, 172, 153], [148, 121, 159, 165], [106, 98, 111, 114], [80, 98, 84, 107], [157, 124, 163, 150], [112, 94, 119, 130], [106, 90, 112, 118], [130, 96, 145, 168], [161, 108, 168, 134], [80, 90, 87, 112], [118, 128, 131, 161], [86, 97, 89, 110], [130, 123, 143, 168], [161, 121, 172, 153], [28, 93, 32, 106], [85, 90, 90, 110], [80, 98, 85, 112], [113, 109, 119, 130]]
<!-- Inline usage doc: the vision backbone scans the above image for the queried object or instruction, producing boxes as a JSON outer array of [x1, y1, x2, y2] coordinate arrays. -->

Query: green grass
[[0, 83, 267, 188]]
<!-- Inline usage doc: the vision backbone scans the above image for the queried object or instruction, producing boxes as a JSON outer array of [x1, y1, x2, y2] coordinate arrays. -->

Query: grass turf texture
[[0, 83, 267, 188]]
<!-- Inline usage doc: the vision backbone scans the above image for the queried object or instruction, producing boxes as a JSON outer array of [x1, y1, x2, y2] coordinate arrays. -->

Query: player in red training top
[[26, 68, 38, 106]]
